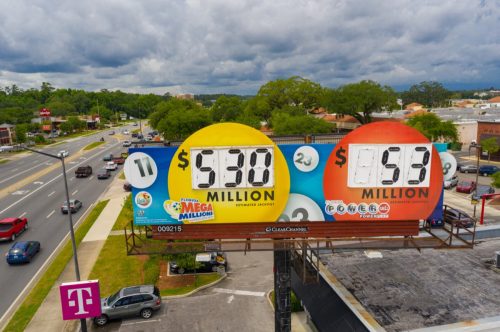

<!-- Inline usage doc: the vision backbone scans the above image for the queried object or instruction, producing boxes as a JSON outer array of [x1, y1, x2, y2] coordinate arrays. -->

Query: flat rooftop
[[321, 238, 500, 331]]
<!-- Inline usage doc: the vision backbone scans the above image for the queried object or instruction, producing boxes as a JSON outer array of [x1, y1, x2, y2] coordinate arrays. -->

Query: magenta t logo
[[59, 280, 101, 320]]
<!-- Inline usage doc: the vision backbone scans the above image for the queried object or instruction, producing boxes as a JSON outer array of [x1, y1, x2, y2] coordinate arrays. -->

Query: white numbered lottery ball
[[278, 193, 324, 222], [124, 152, 158, 189], [293, 146, 320, 172]]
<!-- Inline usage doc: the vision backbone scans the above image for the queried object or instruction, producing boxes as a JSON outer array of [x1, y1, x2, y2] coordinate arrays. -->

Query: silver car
[[94, 285, 162, 326]]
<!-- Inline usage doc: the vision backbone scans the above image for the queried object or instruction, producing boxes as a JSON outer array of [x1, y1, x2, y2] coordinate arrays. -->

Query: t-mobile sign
[[59, 280, 101, 320]]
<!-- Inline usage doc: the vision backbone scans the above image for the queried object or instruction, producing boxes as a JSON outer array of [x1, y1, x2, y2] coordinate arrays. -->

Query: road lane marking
[[227, 295, 234, 303], [46, 210, 55, 218], [12, 190, 29, 195], [121, 319, 161, 326], [34, 181, 44, 185], [72, 190, 78, 196], [212, 288, 265, 297], [19, 212, 26, 218], [11, 168, 18, 172], [0, 141, 121, 215], [48, 191, 56, 197], [0, 164, 46, 184], [88, 176, 94, 180]]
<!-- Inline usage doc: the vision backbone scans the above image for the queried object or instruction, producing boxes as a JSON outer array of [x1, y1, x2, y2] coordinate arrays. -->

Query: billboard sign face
[[124, 122, 444, 237]]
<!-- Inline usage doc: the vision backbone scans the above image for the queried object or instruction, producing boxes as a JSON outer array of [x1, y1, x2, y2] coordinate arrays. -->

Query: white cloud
[[0, 0, 498, 94]]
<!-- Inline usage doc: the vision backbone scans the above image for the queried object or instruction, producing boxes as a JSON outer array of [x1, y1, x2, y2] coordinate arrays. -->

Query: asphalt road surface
[[0, 127, 136, 320]]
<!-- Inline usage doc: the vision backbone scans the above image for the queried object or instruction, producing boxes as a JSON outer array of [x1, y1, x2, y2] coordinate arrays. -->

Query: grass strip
[[0, 159, 8, 164], [3, 200, 109, 332], [112, 194, 132, 230], [83, 141, 106, 150]]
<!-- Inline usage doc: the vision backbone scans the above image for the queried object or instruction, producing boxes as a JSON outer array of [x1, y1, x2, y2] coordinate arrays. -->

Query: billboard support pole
[[274, 241, 292, 332]]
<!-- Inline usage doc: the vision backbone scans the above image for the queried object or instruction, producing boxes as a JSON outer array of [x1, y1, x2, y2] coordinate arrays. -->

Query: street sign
[[39, 108, 51, 117]]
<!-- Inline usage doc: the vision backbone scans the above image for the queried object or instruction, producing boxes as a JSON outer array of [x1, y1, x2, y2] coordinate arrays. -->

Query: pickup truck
[[112, 157, 125, 165], [75, 166, 93, 178], [0, 217, 28, 241]]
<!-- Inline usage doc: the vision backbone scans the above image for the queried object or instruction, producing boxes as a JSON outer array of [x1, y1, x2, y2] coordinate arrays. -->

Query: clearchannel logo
[[324, 200, 390, 218]]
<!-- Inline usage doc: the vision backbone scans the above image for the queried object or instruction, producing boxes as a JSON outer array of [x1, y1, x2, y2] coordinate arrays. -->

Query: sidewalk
[[23, 176, 129, 332]]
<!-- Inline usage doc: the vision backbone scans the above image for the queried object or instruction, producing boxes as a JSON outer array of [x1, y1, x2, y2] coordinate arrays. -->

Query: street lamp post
[[469, 144, 482, 218], [22, 146, 87, 332]]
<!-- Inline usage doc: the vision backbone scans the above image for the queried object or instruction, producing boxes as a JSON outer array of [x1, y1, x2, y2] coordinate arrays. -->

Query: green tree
[[45, 101, 77, 117], [401, 81, 451, 108], [247, 76, 324, 122], [15, 124, 27, 143], [211, 96, 244, 122], [150, 99, 211, 140], [325, 80, 397, 124], [480, 137, 500, 162], [492, 172, 500, 188], [270, 112, 334, 135], [406, 113, 458, 142]]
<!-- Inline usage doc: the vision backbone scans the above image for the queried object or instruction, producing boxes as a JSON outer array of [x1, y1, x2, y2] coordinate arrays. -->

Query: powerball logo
[[164, 198, 214, 222], [324, 200, 390, 219]]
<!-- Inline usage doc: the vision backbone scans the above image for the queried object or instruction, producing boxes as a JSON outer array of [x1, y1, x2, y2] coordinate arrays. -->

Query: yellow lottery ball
[[168, 123, 290, 224]]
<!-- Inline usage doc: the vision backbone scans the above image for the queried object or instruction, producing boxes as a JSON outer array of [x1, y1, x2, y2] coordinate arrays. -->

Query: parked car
[[61, 199, 83, 214], [97, 168, 111, 179], [123, 130, 130, 135], [456, 180, 476, 194], [103, 154, 113, 161], [123, 182, 132, 192], [131, 133, 138, 138], [459, 165, 478, 173], [443, 175, 459, 189], [472, 185, 496, 200], [443, 207, 475, 228], [94, 285, 162, 326], [170, 252, 227, 274], [75, 166, 93, 178], [5, 241, 40, 264], [109, 131, 115, 135], [478, 165, 500, 176], [105, 161, 118, 171], [57, 150, 69, 158], [0, 218, 28, 241], [133, 122, 138, 126], [123, 140, 132, 147]]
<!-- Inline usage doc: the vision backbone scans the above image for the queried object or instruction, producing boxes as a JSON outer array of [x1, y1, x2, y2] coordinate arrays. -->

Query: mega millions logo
[[164, 198, 214, 223]]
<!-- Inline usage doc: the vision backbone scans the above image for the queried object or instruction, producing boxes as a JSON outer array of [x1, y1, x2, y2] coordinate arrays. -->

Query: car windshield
[[108, 290, 121, 304], [62, 200, 75, 207], [0, 224, 13, 231], [458, 181, 471, 186]]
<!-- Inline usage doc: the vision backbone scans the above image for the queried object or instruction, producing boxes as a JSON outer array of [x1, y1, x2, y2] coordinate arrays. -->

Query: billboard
[[39, 108, 51, 117], [124, 122, 445, 239]]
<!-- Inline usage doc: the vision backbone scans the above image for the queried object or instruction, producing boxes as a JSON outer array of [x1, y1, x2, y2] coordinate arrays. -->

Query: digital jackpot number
[[347, 144, 432, 188], [191, 146, 274, 189]]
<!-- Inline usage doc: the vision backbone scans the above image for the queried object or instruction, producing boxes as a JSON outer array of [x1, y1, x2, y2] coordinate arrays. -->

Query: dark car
[[0, 218, 28, 242], [170, 252, 227, 274], [61, 199, 83, 214], [131, 133, 138, 138], [97, 168, 111, 179], [75, 165, 93, 178], [472, 185, 496, 200], [6, 241, 40, 264], [459, 165, 478, 173], [443, 207, 475, 228], [478, 165, 500, 176], [94, 285, 162, 326], [456, 180, 476, 194], [123, 182, 132, 192], [103, 154, 113, 161]]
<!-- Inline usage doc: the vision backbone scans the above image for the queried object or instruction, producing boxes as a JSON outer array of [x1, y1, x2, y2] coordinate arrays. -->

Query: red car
[[0, 218, 28, 241], [456, 180, 476, 194]]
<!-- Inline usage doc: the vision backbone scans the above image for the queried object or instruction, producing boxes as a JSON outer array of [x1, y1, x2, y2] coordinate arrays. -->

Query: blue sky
[[0, 0, 499, 94]]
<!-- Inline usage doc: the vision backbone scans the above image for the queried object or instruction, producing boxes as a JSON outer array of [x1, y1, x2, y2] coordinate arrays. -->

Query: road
[[0, 127, 135, 320]]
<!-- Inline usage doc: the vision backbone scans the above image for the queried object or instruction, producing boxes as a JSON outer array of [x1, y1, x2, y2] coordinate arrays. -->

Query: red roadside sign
[[39, 108, 51, 117]]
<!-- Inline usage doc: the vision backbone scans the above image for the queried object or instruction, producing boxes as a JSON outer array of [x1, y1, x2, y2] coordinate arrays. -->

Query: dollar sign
[[335, 146, 346, 168], [177, 149, 189, 171]]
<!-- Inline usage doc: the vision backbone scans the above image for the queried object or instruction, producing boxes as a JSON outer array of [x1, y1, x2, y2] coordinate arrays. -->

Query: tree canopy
[[323, 80, 397, 124], [401, 81, 451, 108], [480, 137, 500, 162], [406, 112, 458, 142]]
